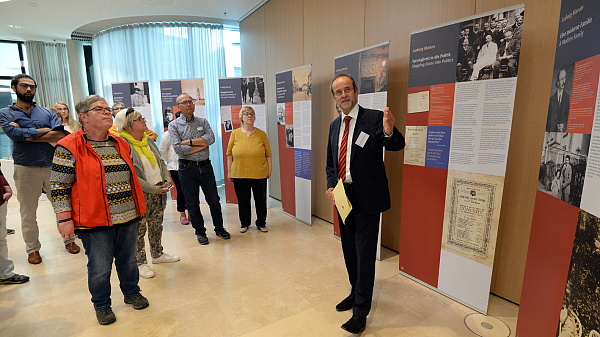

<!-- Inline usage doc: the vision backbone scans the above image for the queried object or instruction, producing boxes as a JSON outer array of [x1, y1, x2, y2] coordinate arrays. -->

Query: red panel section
[[221, 123, 238, 204], [566, 54, 600, 134], [399, 164, 447, 287], [406, 112, 429, 126], [231, 105, 242, 127], [428, 83, 455, 126], [407, 86, 430, 126], [516, 191, 579, 337], [285, 102, 294, 124], [222, 105, 244, 204], [407, 86, 430, 94], [278, 124, 295, 216]]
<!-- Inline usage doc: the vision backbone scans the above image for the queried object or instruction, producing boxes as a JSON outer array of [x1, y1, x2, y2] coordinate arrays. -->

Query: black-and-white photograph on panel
[[538, 131, 590, 208]]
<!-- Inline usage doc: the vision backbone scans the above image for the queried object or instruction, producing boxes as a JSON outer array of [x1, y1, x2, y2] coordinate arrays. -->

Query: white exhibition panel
[[438, 249, 493, 313]]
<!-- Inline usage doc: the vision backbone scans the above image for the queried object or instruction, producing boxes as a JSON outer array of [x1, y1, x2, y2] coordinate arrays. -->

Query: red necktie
[[338, 116, 352, 181]]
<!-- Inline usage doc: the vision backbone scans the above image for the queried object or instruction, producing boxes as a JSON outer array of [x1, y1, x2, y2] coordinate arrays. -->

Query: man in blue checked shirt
[[168, 93, 230, 245]]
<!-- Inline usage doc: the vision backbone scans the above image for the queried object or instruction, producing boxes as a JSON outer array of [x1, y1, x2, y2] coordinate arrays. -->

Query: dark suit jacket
[[497, 38, 520, 60], [457, 46, 475, 66], [492, 29, 504, 44], [546, 91, 570, 132], [326, 106, 405, 215]]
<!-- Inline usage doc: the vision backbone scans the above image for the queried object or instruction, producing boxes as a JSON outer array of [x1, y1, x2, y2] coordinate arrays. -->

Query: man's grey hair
[[75, 95, 106, 114], [330, 73, 357, 96]]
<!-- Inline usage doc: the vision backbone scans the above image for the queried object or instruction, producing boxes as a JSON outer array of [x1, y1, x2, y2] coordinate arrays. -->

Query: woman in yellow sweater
[[226, 106, 272, 233]]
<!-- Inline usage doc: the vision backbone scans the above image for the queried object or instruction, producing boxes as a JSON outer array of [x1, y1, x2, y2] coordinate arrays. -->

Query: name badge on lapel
[[197, 127, 203, 131], [356, 131, 369, 148]]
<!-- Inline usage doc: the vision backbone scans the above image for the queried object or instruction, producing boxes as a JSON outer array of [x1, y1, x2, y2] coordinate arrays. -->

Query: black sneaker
[[215, 228, 231, 240], [95, 306, 116, 325], [0, 273, 29, 285], [7, 228, 15, 235], [124, 291, 149, 310], [197, 234, 209, 245]]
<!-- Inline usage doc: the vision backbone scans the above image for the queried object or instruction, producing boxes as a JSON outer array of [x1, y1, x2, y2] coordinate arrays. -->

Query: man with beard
[[0, 74, 80, 264]]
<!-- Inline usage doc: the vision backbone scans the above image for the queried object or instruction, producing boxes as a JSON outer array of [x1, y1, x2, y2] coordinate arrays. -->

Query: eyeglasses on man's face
[[18, 83, 37, 90], [178, 100, 195, 106], [333, 86, 354, 97], [86, 107, 112, 115]]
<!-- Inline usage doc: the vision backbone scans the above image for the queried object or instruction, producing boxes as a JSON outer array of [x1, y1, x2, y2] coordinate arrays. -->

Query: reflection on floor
[[0, 197, 518, 336]]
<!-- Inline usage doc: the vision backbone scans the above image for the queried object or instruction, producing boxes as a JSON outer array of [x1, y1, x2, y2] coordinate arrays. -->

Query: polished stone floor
[[0, 197, 518, 336]]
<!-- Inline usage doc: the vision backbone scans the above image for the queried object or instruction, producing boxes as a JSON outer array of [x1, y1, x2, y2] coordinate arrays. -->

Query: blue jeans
[[78, 221, 141, 309], [178, 160, 223, 235]]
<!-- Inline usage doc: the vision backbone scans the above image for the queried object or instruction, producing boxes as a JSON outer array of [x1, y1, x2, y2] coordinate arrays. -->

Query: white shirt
[[477, 41, 498, 67], [338, 104, 359, 183], [140, 153, 162, 186], [158, 131, 179, 171]]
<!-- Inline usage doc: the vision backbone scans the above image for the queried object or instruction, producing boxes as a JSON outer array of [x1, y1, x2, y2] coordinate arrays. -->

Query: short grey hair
[[112, 102, 126, 110], [75, 95, 106, 114]]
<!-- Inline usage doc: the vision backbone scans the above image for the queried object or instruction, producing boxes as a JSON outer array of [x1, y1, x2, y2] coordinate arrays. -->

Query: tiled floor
[[0, 197, 518, 336]]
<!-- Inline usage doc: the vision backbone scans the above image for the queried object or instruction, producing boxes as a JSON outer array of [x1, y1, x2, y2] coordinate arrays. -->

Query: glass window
[[0, 79, 14, 104], [0, 41, 26, 159], [0, 79, 13, 159], [223, 28, 241, 77], [0, 42, 22, 75]]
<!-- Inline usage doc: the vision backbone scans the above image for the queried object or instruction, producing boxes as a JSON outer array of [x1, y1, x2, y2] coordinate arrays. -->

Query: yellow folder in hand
[[333, 179, 352, 224]]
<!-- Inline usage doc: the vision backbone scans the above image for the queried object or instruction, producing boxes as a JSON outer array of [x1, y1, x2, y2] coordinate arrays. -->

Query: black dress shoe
[[336, 295, 354, 312], [341, 316, 366, 334]]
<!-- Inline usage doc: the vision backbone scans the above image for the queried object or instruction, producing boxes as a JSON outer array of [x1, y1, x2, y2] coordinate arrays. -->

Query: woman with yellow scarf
[[115, 108, 180, 279]]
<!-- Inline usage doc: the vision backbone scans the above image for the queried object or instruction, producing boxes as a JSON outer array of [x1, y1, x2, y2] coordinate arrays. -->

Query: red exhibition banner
[[218, 76, 266, 204], [518, 0, 600, 335], [401, 4, 525, 313], [275, 66, 312, 224]]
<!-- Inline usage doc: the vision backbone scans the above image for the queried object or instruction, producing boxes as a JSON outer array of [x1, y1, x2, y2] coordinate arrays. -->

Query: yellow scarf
[[119, 130, 157, 166]]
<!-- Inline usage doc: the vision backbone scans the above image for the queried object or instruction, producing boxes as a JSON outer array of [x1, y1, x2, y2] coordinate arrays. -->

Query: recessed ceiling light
[[0, 0, 12, 3], [8, 25, 22, 29]]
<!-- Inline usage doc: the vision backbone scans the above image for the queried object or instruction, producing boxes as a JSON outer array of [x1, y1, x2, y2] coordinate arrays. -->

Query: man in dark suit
[[472, 23, 484, 58], [491, 21, 504, 45], [493, 30, 520, 78], [457, 39, 475, 82], [325, 74, 405, 334], [546, 69, 570, 132]]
